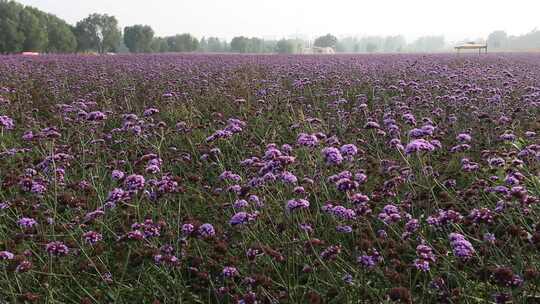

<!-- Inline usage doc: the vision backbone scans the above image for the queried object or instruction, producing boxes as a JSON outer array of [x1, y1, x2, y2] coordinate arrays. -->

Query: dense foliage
[[313, 34, 338, 48], [124, 25, 155, 53], [74, 13, 122, 53], [0, 53, 540, 303], [0, 0, 76, 53]]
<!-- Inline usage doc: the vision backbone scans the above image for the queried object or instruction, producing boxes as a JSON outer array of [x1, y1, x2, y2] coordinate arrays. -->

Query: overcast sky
[[16, 0, 540, 42]]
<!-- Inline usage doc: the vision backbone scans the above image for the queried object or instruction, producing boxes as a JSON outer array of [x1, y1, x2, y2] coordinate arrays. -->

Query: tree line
[[487, 30, 540, 50], [0, 0, 76, 53], [1, 0, 539, 54]]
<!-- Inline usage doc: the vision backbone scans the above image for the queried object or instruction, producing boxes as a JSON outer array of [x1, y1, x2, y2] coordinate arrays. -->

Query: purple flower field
[[1, 53, 540, 303]]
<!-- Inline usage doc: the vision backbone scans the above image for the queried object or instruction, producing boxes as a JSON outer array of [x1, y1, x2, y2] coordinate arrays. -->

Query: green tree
[[199, 37, 208, 52], [230, 36, 249, 53], [166, 34, 199, 52], [487, 31, 508, 49], [230, 36, 266, 53], [75, 13, 121, 53], [0, 0, 25, 53], [366, 42, 378, 53], [150, 37, 169, 52], [313, 34, 338, 48], [409, 36, 445, 52], [357, 36, 384, 53], [336, 36, 359, 53], [247, 37, 264, 53], [124, 24, 154, 53], [18, 8, 48, 51], [206, 37, 224, 52], [383, 35, 406, 52], [46, 15, 77, 52], [275, 39, 295, 54]]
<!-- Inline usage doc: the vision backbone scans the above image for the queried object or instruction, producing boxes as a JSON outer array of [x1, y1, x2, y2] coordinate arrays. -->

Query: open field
[[1, 53, 540, 303]]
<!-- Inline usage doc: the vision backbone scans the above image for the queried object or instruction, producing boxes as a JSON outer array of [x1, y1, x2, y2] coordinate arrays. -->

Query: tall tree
[[150, 37, 169, 52], [199, 37, 208, 52], [166, 34, 199, 52], [206, 37, 223, 52], [487, 31, 508, 49], [46, 15, 77, 52], [383, 35, 406, 52], [366, 42, 378, 53], [247, 37, 264, 53], [75, 13, 121, 53], [230, 36, 249, 53], [358, 36, 384, 52], [124, 25, 154, 53], [410, 36, 445, 52], [18, 7, 48, 51], [313, 34, 338, 48], [0, 0, 25, 53], [275, 39, 295, 54]]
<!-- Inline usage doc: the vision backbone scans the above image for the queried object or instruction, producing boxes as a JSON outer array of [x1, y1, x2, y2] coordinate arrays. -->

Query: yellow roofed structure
[[455, 42, 488, 54]]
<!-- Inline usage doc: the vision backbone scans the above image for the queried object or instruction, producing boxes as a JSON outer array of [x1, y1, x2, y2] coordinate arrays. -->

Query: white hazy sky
[[16, 0, 540, 42]]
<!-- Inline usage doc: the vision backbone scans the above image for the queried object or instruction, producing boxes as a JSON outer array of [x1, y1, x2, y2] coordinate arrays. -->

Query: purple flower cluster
[[405, 139, 437, 155], [128, 219, 163, 240], [449, 233, 475, 261], [45, 241, 69, 256], [83, 231, 103, 245], [197, 223, 216, 238], [414, 244, 436, 271], [17, 217, 38, 229], [297, 133, 319, 147], [322, 203, 357, 220], [426, 209, 462, 227], [286, 199, 310, 212], [222, 266, 239, 278], [321, 147, 343, 165], [357, 249, 383, 269], [0, 115, 14, 130], [124, 174, 146, 191], [378, 204, 401, 224], [229, 211, 259, 226]]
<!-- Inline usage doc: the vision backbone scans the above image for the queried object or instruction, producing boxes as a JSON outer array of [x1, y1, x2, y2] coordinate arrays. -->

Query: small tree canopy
[[75, 13, 121, 53], [314, 34, 338, 48], [124, 25, 154, 53]]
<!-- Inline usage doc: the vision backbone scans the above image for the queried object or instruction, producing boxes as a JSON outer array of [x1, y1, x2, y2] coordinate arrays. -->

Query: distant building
[[455, 43, 488, 54], [301, 46, 335, 54]]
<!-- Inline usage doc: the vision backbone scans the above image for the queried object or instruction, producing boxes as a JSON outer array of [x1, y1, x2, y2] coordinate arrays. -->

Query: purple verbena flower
[[124, 174, 145, 191], [222, 266, 239, 278], [321, 147, 343, 165], [83, 231, 103, 245], [405, 139, 436, 155], [45, 241, 69, 256], [286, 199, 310, 212], [449, 233, 475, 261], [18, 217, 38, 229], [198, 223, 216, 238]]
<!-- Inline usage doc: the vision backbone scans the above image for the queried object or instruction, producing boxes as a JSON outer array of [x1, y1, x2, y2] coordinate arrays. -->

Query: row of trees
[[2, 1, 539, 54], [0, 1, 201, 54], [0, 1, 448, 54], [0, 0, 76, 53], [123, 32, 303, 54], [120, 29, 540, 54], [487, 30, 540, 50], [335, 35, 446, 53]]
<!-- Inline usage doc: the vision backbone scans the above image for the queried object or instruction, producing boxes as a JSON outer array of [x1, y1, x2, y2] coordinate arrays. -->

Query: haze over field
[[14, 0, 540, 42], [2, 0, 540, 54]]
